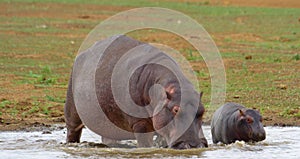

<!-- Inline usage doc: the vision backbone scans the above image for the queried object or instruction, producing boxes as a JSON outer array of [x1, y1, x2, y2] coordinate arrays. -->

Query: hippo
[[211, 102, 266, 144], [64, 35, 208, 149]]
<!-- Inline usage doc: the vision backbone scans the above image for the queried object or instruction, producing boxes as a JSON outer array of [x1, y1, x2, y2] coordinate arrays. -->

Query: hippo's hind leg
[[64, 77, 83, 143]]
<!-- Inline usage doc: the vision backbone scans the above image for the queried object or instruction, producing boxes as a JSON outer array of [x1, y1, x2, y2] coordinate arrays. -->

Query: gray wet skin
[[64, 35, 208, 149], [211, 102, 266, 144]]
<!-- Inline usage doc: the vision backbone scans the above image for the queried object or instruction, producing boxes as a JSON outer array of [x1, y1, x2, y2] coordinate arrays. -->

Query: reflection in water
[[0, 125, 299, 159]]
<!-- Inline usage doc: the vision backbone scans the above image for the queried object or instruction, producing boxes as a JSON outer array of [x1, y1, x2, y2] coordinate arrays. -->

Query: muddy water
[[0, 125, 299, 159]]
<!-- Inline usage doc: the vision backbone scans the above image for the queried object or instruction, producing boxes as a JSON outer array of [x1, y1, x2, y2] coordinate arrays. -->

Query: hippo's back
[[72, 35, 180, 140], [211, 103, 245, 143], [72, 35, 144, 139]]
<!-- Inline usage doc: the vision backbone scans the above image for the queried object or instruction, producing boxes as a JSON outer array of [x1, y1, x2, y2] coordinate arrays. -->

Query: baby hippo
[[211, 102, 266, 144]]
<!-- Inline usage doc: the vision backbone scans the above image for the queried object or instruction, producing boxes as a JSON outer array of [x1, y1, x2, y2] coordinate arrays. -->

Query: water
[[0, 125, 299, 159]]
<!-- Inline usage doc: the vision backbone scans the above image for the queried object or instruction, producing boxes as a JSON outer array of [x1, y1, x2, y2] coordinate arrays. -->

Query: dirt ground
[[171, 0, 300, 8], [0, 0, 299, 131]]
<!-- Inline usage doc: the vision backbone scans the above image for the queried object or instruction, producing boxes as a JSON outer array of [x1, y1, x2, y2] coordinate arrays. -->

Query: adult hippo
[[64, 35, 208, 149], [211, 102, 266, 144]]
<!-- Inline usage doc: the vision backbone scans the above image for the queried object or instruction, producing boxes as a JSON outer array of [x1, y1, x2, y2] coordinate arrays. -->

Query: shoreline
[[1, 119, 299, 132]]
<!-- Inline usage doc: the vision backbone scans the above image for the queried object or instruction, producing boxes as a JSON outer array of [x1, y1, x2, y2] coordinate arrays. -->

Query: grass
[[292, 54, 300, 60], [45, 95, 65, 103], [28, 65, 57, 85], [0, 0, 299, 126], [0, 100, 12, 109]]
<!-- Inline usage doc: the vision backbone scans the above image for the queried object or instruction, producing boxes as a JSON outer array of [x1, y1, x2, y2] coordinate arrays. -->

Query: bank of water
[[0, 125, 299, 159]]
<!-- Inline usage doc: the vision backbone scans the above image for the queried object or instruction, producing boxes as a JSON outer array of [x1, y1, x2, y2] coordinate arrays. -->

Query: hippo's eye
[[246, 117, 253, 124], [172, 105, 180, 115]]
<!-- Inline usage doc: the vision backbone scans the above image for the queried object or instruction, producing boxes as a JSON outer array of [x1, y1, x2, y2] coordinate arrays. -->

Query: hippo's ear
[[199, 91, 203, 99], [239, 109, 245, 116]]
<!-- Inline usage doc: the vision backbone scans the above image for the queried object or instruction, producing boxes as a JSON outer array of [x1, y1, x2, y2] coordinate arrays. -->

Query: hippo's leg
[[132, 121, 154, 147], [134, 133, 154, 147], [212, 138, 218, 144], [64, 78, 83, 143], [211, 131, 218, 144], [154, 134, 168, 148]]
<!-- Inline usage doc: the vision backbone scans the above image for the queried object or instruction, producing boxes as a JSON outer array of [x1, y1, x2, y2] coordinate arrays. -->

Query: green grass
[[45, 95, 65, 103], [292, 54, 300, 61], [0, 0, 299, 125], [28, 65, 57, 85], [0, 100, 12, 109]]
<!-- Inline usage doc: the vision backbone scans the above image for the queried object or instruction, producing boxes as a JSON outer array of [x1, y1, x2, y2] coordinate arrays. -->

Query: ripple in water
[[0, 125, 299, 159]]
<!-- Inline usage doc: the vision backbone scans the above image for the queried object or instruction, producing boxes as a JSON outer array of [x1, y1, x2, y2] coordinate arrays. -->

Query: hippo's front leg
[[132, 120, 154, 147]]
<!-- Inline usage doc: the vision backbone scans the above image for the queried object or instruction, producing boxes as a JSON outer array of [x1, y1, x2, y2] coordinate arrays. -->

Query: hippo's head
[[150, 84, 208, 149], [236, 109, 266, 142]]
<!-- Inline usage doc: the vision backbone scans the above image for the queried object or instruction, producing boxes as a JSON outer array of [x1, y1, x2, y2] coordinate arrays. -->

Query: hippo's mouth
[[171, 141, 192, 149], [252, 134, 266, 142], [170, 140, 207, 149]]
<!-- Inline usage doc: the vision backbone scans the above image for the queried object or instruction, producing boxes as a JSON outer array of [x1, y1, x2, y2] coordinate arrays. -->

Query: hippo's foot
[[154, 134, 168, 148], [134, 133, 154, 147], [132, 121, 154, 147], [66, 123, 84, 143]]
